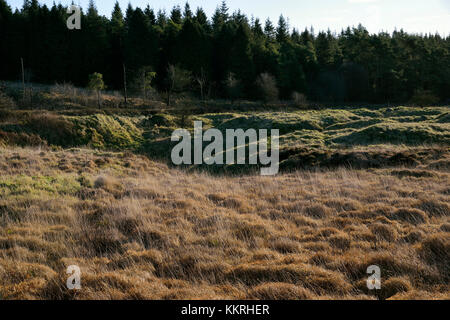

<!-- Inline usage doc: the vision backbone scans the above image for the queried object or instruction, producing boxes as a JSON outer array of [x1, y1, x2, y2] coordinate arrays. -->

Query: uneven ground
[[0, 102, 449, 300], [0, 147, 448, 300]]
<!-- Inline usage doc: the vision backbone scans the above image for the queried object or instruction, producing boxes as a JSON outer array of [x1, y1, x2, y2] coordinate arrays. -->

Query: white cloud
[[348, 0, 379, 3], [404, 14, 450, 23], [401, 14, 450, 34], [365, 5, 382, 33]]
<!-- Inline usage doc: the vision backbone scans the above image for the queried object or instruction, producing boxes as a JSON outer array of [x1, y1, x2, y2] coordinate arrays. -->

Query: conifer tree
[[264, 18, 276, 41], [276, 15, 289, 43], [0, 0, 448, 103], [145, 5, 156, 25], [170, 5, 182, 24], [183, 2, 192, 20]]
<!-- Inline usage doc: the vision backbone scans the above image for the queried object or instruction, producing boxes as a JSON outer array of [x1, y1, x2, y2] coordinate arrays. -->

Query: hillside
[[1, 106, 449, 171], [0, 102, 449, 300]]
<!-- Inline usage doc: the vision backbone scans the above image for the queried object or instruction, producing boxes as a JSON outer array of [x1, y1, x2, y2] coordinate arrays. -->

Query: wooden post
[[123, 63, 128, 105], [142, 69, 146, 100], [21, 57, 25, 100], [30, 86, 33, 108]]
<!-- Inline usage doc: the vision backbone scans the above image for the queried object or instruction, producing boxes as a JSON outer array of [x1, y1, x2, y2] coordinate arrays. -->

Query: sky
[[8, 0, 450, 35]]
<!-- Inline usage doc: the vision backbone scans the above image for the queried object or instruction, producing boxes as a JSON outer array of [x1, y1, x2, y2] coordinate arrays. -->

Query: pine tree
[[219, 1, 229, 21], [276, 15, 289, 43], [315, 30, 341, 69], [170, 5, 182, 24], [277, 42, 307, 98], [125, 3, 134, 25], [125, 7, 158, 72], [84, 1, 109, 80], [144, 5, 156, 25], [156, 9, 167, 28], [183, 2, 192, 20], [300, 28, 314, 45], [111, 1, 124, 33], [177, 18, 211, 75], [230, 22, 255, 97], [108, 1, 125, 89], [0, 1, 448, 104], [264, 18, 275, 41], [88, 72, 106, 107], [0, 0, 12, 78], [194, 7, 208, 27], [252, 18, 264, 38]]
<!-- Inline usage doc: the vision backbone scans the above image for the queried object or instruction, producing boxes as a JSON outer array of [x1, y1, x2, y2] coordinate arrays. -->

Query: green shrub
[[410, 89, 440, 107], [0, 91, 16, 109]]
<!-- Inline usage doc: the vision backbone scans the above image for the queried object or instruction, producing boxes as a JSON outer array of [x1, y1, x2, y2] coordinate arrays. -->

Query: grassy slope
[[0, 105, 449, 300], [143, 107, 450, 159], [1, 106, 449, 165]]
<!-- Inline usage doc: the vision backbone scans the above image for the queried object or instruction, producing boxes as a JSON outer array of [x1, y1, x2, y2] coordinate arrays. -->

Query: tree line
[[0, 0, 449, 104]]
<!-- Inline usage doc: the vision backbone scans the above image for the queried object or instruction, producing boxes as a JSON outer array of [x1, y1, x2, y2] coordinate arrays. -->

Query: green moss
[[144, 114, 177, 128], [383, 106, 445, 117], [351, 108, 384, 118], [315, 109, 360, 127], [1, 106, 449, 160], [69, 114, 144, 150], [280, 130, 327, 148], [326, 118, 387, 130], [332, 123, 450, 145], [215, 112, 322, 134], [0, 175, 81, 197], [201, 113, 240, 128]]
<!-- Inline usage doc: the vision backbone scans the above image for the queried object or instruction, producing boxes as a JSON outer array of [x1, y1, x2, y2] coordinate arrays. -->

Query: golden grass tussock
[[0, 147, 448, 300], [379, 277, 412, 300], [369, 223, 398, 242], [391, 208, 429, 225], [248, 282, 314, 300]]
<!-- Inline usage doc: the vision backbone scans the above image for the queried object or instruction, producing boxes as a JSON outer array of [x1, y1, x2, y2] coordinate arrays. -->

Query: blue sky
[[8, 0, 450, 35]]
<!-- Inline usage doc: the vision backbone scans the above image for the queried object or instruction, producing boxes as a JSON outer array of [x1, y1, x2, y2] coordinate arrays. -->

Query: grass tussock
[[0, 147, 448, 300], [248, 282, 314, 300]]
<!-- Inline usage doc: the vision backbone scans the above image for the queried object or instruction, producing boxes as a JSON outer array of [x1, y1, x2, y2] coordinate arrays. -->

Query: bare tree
[[165, 64, 191, 107], [256, 73, 279, 103], [225, 73, 242, 104], [292, 91, 308, 108], [196, 67, 208, 101]]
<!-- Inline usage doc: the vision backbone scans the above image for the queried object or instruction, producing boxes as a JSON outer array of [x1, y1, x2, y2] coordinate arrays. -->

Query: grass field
[[0, 102, 449, 300]]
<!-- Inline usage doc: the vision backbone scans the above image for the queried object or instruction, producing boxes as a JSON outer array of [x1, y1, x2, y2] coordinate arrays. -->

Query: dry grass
[[0, 147, 448, 300]]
